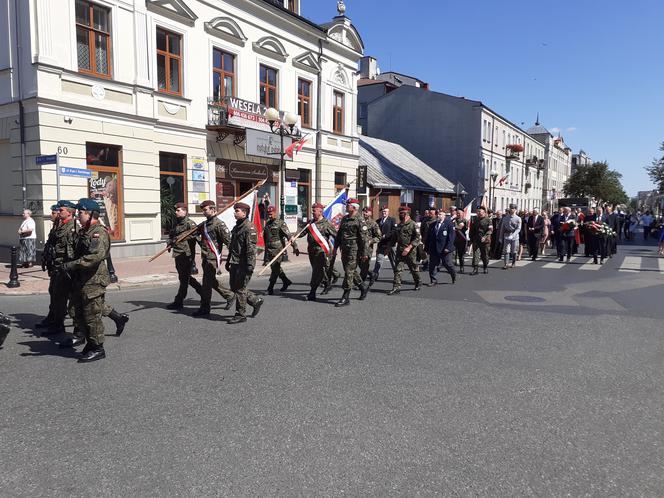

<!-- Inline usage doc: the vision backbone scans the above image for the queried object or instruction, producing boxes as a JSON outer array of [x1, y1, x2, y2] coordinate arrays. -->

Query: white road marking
[[618, 256, 642, 272]]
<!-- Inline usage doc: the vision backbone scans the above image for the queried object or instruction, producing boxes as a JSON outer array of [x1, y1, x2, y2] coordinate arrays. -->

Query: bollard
[[7, 246, 20, 288], [106, 253, 118, 283]]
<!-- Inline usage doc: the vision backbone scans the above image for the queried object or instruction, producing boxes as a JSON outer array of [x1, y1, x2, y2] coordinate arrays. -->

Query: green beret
[[50, 204, 59, 211], [76, 198, 101, 212], [58, 200, 77, 209]]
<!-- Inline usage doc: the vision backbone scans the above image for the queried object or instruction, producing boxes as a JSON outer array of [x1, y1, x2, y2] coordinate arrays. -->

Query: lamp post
[[265, 107, 299, 261], [489, 169, 498, 211]]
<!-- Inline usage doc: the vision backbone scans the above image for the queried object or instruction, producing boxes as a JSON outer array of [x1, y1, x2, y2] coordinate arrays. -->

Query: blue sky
[[303, 0, 664, 196]]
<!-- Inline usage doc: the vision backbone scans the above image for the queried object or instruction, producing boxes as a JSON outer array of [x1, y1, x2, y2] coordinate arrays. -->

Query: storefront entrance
[[215, 159, 278, 213]]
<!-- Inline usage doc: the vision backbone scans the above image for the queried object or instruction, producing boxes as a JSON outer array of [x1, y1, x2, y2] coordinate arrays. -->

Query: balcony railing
[[207, 98, 230, 127]]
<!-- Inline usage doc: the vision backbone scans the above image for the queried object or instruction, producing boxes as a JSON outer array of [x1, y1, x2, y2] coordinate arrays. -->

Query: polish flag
[[285, 135, 309, 158], [252, 194, 264, 249]]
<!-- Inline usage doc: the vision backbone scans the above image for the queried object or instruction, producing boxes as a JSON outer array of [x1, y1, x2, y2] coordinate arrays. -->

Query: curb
[[0, 258, 311, 296]]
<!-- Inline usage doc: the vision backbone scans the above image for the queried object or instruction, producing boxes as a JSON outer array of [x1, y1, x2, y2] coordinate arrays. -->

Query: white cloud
[[566, 127, 577, 133]]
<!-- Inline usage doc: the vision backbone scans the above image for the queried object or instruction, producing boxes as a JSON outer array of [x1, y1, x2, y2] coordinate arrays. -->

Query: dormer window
[[286, 0, 299, 14]]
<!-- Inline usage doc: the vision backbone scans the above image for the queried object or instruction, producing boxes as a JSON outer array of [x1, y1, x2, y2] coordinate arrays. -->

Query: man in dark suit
[[559, 207, 577, 262], [550, 207, 563, 259], [526, 208, 544, 261], [371, 206, 396, 283], [603, 205, 619, 257], [426, 209, 456, 285]]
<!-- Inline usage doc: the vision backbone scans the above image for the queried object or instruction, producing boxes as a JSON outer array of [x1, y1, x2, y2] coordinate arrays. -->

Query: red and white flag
[[285, 134, 309, 158], [253, 194, 264, 249], [307, 221, 331, 256]]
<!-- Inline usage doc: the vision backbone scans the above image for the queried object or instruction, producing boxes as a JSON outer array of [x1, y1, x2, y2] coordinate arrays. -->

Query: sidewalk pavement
[[0, 248, 310, 296]]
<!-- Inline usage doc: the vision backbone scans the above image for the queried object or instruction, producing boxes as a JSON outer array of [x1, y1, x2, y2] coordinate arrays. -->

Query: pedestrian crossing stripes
[[475, 253, 664, 273]]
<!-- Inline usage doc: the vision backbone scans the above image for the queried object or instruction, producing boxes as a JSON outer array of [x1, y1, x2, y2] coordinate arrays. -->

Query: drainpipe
[[315, 38, 324, 202], [14, 0, 27, 209]]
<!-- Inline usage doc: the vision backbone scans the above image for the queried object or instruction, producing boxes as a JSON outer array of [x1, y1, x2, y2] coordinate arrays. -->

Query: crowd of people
[[22, 195, 662, 364]]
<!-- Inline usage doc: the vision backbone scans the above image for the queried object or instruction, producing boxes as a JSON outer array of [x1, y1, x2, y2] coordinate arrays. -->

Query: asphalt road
[[1, 245, 663, 496]]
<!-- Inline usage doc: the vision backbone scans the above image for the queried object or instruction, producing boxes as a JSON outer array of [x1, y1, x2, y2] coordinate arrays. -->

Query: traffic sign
[[35, 154, 57, 165], [59, 167, 92, 178]]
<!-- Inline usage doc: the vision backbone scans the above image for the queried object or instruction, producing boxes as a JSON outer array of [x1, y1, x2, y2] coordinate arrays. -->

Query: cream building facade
[[0, 0, 363, 256], [480, 109, 545, 213], [527, 120, 573, 211]]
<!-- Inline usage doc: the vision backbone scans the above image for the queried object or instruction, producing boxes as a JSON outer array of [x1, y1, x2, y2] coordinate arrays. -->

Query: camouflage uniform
[[66, 222, 110, 347], [359, 217, 381, 281], [49, 219, 77, 327], [299, 217, 336, 290], [335, 212, 368, 291], [470, 216, 492, 271], [227, 218, 259, 318], [170, 216, 202, 305], [263, 218, 297, 290], [197, 217, 234, 312], [390, 219, 421, 288]]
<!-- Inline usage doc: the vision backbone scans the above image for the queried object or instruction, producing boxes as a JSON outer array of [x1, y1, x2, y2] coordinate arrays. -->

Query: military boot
[[306, 286, 317, 302], [59, 334, 85, 348], [459, 264, 464, 274], [320, 282, 332, 295], [108, 309, 129, 336], [267, 275, 277, 295], [335, 290, 350, 307], [0, 323, 9, 348], [280, 276, 292, 292], [470, 266, 479, 276], [228, 314, 247, 324], [224, 295, 236, 310], [251, 298, 264, 318], [166, 301, 183, 310], [359, 282, 370, 301], [387, 287, 400, 296], [78, 345, 106, 363]]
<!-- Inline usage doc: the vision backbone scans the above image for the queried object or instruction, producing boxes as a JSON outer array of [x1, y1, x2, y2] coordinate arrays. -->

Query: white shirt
[[19, 218, 36, 239]]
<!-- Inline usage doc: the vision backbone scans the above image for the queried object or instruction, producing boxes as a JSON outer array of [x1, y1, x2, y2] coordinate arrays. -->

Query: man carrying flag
[[322, 188, 348, 288], [263, 205, 299, 295], [298, 202, 337, 301], [193, 200, 235, 317]]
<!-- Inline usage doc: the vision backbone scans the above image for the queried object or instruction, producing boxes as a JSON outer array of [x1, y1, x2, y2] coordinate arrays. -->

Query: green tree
[[645, 142, 664, 192], [563, 161, 628, 205]]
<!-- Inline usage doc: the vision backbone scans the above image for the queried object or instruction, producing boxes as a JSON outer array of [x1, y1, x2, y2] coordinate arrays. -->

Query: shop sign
[[245, 129, 293, 161], [356, 165, 367, 194], [222, 97, 301, 134], [88, 171, 121, 240]]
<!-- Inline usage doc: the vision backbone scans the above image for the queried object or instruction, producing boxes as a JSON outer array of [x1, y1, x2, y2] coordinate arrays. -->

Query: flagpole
[[258, 223, 309, 276]]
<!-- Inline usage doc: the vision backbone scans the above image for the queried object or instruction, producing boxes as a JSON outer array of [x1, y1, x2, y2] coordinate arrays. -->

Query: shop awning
[[359, 135, 457, 194]]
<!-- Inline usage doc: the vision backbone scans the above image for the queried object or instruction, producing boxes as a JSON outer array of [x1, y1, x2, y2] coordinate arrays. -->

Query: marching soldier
[[226, 202, 263, 324], [35, 203, 62, 331], [453, 208, 469, 273], [360, 206, 381, 283], [166, 202, 202, 310], [469, 206, 493, 275], [263, 205, 299, 295], [299, 202, 336, 301], [194, 200, 235, 317], [60, 198, 111, 362], [333, 199, 369, 307], [387, 206, 421, 295]]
